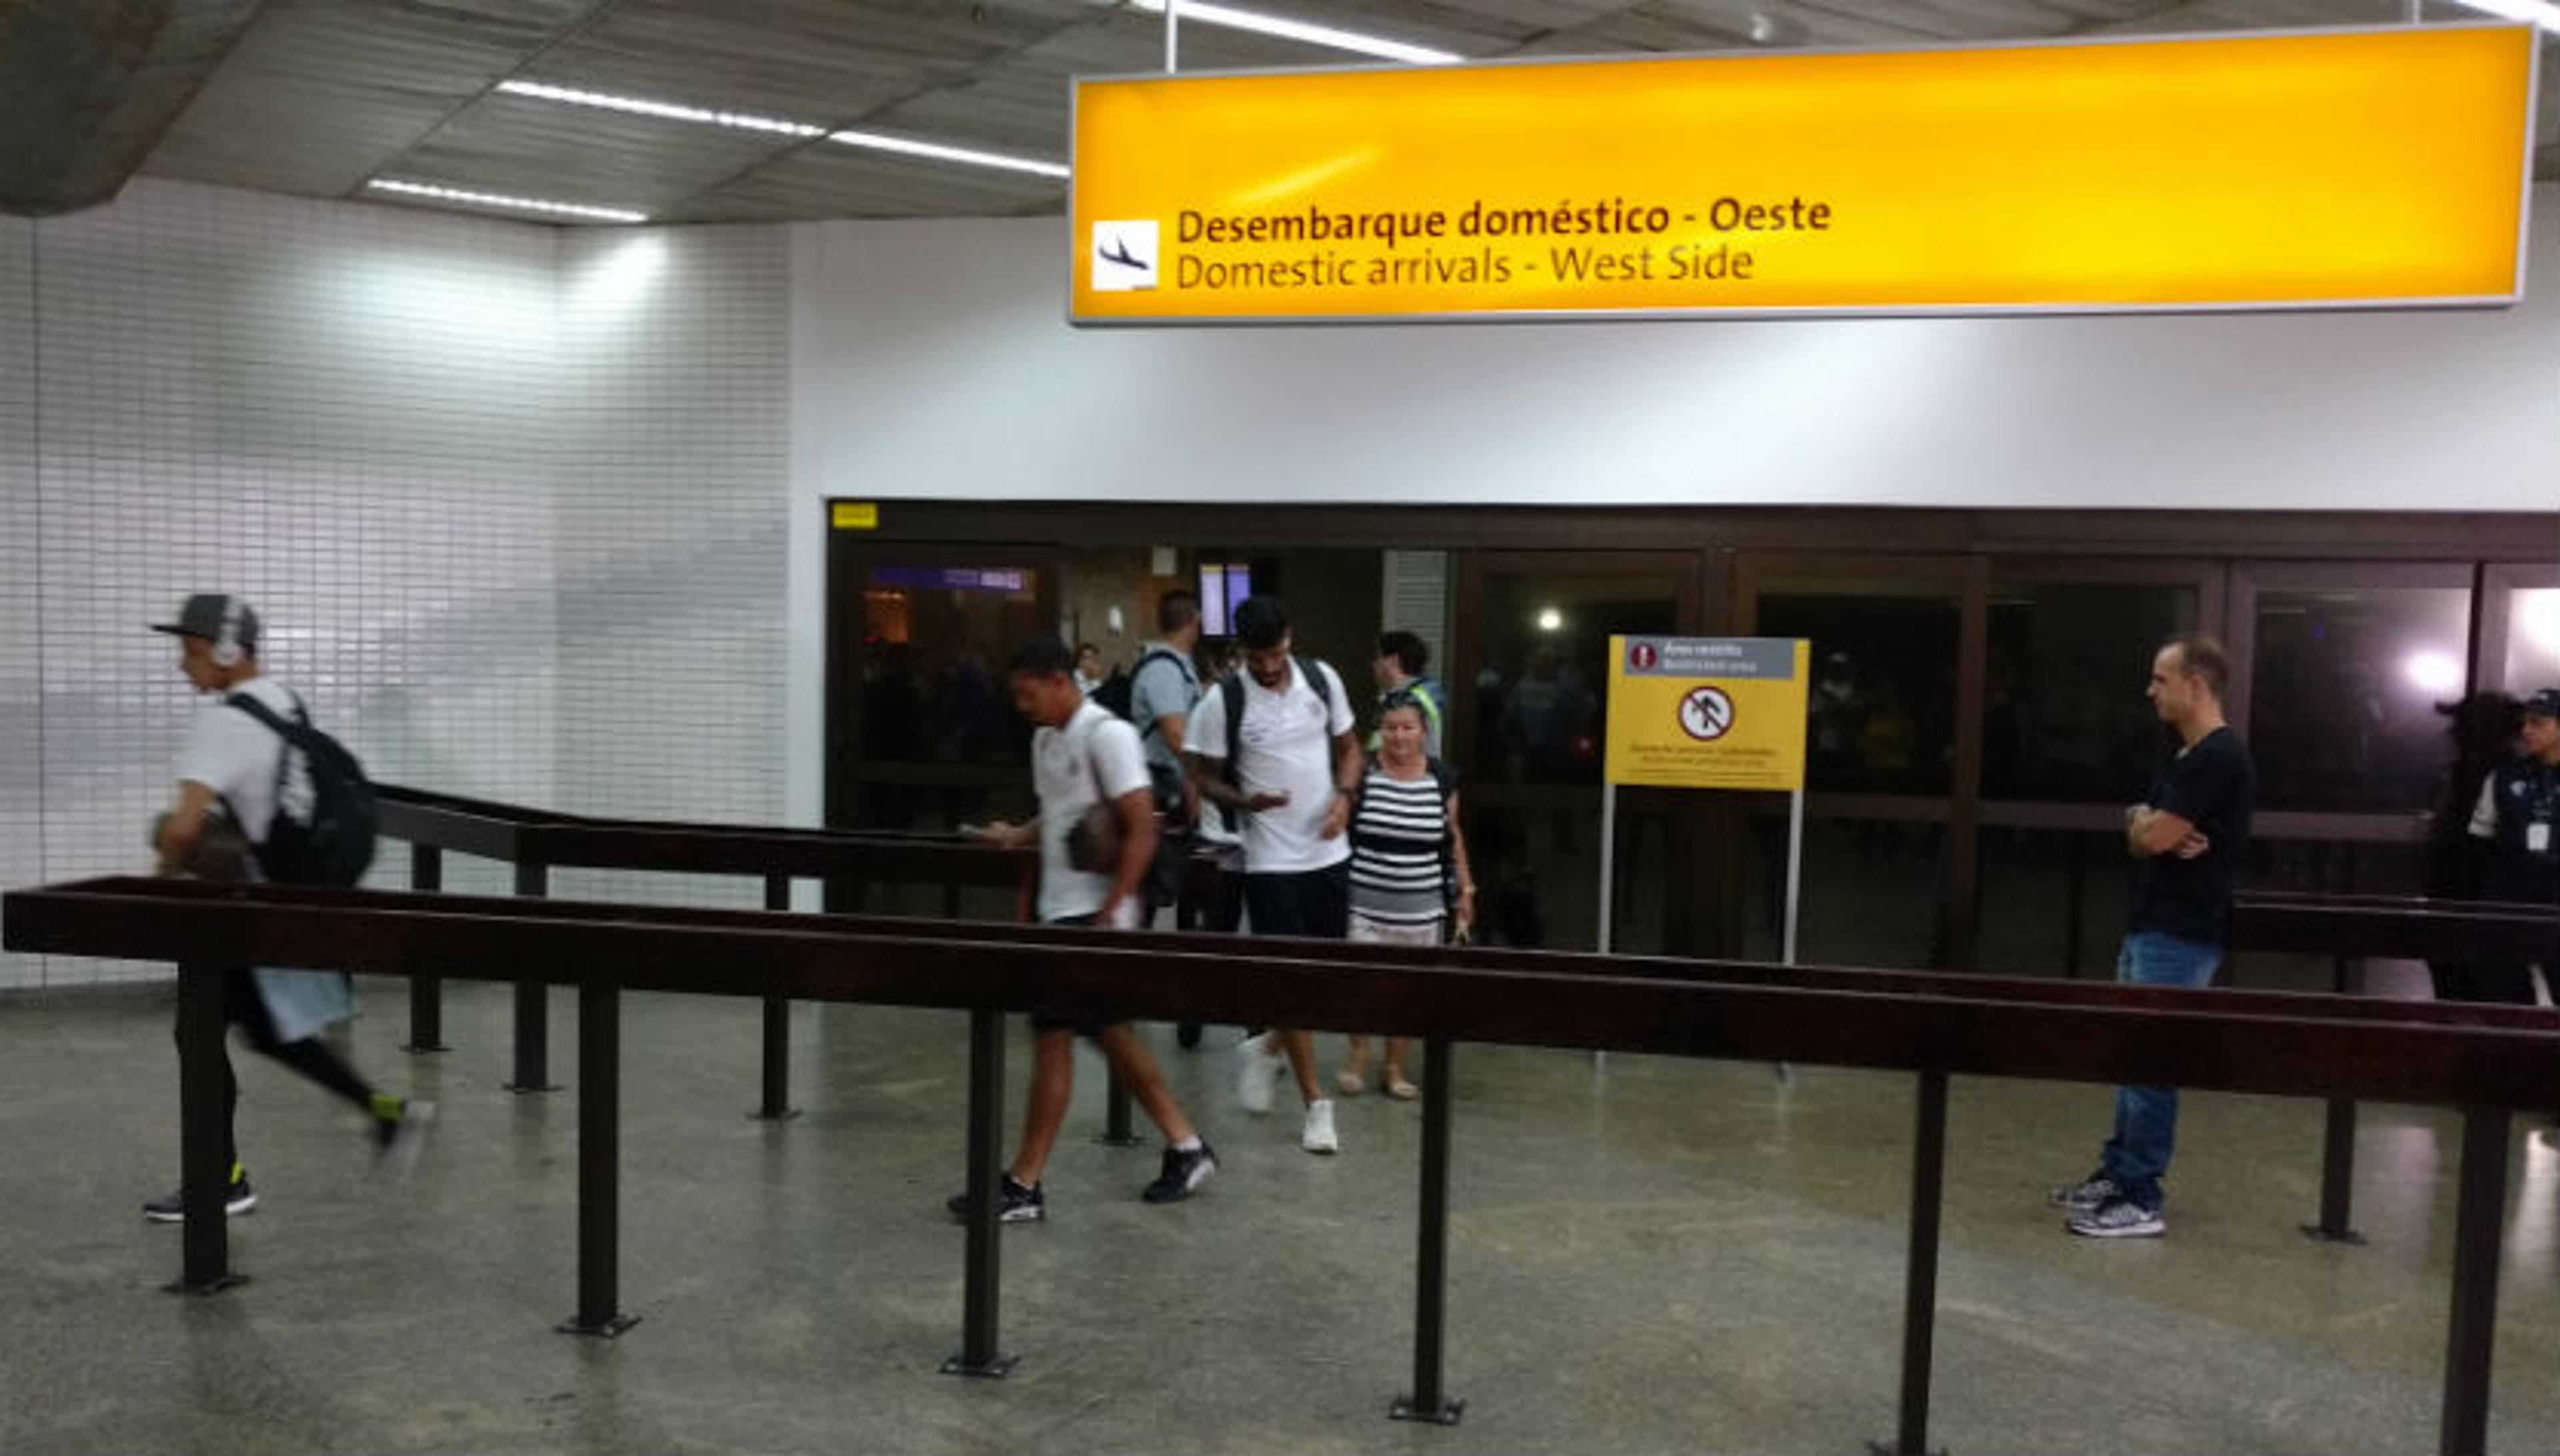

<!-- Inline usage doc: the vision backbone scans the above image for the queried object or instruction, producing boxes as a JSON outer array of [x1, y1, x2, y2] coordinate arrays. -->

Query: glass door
[[1971, 561, 2218, 977], [1451, 551, 1704, 955], [1735, 554, 1985, 969], [825, 533, 1059, 837], [2228, 563, 2473, 899]]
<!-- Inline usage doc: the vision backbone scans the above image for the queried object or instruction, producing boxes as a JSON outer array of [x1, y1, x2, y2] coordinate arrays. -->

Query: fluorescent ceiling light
[[827, 129, 1071, 179], [2445, 0, 2560, 33], [495, 77, 1068, 181], [1129, 0, 1463, 65], [496, 79, 826, 137], [367, 179, 647, 223]]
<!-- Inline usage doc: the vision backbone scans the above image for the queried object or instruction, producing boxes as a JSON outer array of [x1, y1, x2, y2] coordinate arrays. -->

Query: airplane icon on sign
[[1091, 220, 1159, 291]]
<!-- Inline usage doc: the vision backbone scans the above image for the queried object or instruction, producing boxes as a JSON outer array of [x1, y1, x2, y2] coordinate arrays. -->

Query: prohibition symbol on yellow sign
[[1680, 685, 1735, 741]]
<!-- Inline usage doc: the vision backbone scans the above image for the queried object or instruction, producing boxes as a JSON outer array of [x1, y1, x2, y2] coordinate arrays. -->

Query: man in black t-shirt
[[2051, 634, 2255, 1239]]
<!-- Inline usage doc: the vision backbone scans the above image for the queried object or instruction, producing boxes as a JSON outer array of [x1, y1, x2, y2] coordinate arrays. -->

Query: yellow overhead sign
[[1069, 25, 2535, 323], [1605, 637, 1810, 791]]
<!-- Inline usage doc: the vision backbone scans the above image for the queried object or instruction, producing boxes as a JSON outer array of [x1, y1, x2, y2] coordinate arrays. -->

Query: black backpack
[[1217, 656, 1344, 831], [225, 691, 379, 887], [1089, 665, 1138, 721]]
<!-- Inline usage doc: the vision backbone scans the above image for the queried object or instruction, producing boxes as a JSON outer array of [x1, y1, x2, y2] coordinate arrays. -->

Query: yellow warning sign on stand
[[1604, 637, 1809, 791]]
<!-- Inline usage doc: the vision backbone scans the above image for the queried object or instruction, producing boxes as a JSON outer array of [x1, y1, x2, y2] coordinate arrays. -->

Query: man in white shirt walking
[[952, 637, 1217, 1222], [1185, 596, 1363, 1155], [143, 594, 431, 1222]]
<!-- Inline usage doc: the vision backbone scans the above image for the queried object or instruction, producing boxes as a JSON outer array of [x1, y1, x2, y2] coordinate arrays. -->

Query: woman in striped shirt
[[1339, 692, 1475, 1099]]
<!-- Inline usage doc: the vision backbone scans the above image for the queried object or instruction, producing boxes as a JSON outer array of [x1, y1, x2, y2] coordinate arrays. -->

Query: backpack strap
[[1297, 656, 1343, 724], [224, 690, 309, 847]]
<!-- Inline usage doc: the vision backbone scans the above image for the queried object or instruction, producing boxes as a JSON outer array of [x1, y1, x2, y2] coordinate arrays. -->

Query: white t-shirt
[[1186, 659, 1355, 875], [1033, 701, 1152, 924], [176, 677, 309, 846]]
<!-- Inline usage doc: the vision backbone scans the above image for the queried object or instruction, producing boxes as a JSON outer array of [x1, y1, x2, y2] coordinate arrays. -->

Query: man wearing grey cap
[[2455, 687, 2560, 1003], [143, 594, 431, 1221]]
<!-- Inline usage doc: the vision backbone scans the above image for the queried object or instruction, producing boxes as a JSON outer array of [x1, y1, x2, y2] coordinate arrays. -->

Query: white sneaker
[[1237, 1033, 1281, 1115], [1300, 1097, 1339, 1155]]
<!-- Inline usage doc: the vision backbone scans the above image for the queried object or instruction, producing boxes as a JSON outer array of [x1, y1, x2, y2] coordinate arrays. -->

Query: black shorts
[[1243, 861, 1353, 941], [1029, 913, 1122, 1036]]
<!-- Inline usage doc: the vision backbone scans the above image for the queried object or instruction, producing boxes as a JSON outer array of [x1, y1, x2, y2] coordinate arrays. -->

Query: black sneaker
[[946, 1175, 1045, 1224], [1143, 1142, 1218, 1204], [373, 1098, 436, 1179], [143, 1173, 256, 1223]]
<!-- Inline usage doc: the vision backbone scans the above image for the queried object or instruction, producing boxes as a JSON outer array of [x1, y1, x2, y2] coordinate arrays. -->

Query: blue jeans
[[2098, 931, 2224, 1211]]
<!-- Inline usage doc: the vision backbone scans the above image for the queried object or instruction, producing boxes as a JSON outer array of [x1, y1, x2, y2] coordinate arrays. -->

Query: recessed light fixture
[[367, 179, 647, 223], [2447, 0, 2560, 34], [496, 79, 826, 137], [827, 129, 1070, 179], [1129, 0, 1463, 65]]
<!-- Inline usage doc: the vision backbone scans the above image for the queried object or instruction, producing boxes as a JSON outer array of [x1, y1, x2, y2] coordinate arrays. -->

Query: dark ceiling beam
[[0, 0, 266, 217]]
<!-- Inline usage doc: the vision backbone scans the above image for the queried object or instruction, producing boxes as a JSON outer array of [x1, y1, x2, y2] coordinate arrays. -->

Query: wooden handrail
[[9, 877, 2553, 1113]]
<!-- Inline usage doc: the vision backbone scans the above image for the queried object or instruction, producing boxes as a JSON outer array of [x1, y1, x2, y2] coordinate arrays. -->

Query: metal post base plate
[[403, 1042, 450, 1055], [1391, 1395, 1465, 1425], [505, 1081, 564, 1094], [940, 1352, 1019, 1379], [163, 1273, 249, 1297], [557, 1313, 641, 1339], [2299, 1223, 2367, 1246], [1867, 1441, 1947, 1456], [1093, 1130, 1146, 1147], [747, 1107, 804, 1122]]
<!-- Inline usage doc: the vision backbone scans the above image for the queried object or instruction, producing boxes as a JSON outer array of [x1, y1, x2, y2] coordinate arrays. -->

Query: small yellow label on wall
[[831, 501, 880, 531]]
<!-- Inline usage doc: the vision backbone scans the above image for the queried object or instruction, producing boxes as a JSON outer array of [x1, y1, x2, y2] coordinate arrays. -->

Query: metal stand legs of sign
[[1594, 785, 1806, 1073]]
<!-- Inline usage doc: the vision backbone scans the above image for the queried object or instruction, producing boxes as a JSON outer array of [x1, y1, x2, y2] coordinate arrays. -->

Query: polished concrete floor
[[1, 974, 2553, 1455]]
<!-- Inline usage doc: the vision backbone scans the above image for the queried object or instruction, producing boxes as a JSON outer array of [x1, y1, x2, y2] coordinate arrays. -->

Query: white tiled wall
[[2, 181, 793, 987], [551, 227, 790, 909]]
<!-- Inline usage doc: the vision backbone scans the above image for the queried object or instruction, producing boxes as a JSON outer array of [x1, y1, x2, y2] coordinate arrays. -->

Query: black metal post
[[405, 844, 449, 1053], [943, 1007, 1015, 1377], [507, 860, 560, 1092], [1392, 1037, 1463, 1425], [1871, 1069, 1949, 1456], [559, 974, 637, 1337], [753, 873, 800, 1121], [2437, 1105, 2510, 1456], [2304, 955, 2365, 1244], [171, 961, 244, 1295], [1099, 1071, 1141, 1146]]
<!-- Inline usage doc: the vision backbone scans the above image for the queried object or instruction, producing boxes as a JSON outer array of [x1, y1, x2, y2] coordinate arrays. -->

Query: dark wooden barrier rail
[[377, 784, 1036, 1114], [7, 876, 2555, 1456], [2229, 889, 2560, 1245]]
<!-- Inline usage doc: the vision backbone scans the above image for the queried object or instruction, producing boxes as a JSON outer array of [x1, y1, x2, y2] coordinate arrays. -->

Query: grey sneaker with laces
[[2068, 1196, 2166, 1239], [2048, 1173, 2120, 1212]]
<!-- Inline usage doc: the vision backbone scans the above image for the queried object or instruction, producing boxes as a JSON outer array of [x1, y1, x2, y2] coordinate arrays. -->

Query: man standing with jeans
[[2053, 633, 2254, 1239]]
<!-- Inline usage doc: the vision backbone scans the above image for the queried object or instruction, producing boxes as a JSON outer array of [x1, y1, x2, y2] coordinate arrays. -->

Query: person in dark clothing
[[2050, 633, 2254, 1240], [2423, 691, 2521, 1001], [2449, 687, 2560, 1003]]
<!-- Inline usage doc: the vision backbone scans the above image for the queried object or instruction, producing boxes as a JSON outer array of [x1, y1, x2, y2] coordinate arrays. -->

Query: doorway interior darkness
[[825, 501, 2558, 976]]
